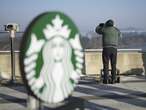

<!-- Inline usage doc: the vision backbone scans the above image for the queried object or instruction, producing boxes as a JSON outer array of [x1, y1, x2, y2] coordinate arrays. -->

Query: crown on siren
[[43, 15, 71, 39]]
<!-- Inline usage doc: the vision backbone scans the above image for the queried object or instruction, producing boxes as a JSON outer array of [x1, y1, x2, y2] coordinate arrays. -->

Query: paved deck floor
[[0, 75, 146, 110]]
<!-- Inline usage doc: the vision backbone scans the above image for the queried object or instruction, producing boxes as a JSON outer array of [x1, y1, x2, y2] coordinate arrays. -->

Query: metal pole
[[10, 30, 16, 83], [83, 49, 86, 75], [10, 36, 16, 82], [27, 95, 41, 110]]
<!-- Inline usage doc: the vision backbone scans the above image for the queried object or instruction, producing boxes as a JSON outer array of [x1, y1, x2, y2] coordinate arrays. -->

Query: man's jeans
[[102, 47, 117, 82]]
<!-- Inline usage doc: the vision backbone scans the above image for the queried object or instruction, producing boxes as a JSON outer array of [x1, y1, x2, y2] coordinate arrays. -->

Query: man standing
[[95, 19, 121, 84]]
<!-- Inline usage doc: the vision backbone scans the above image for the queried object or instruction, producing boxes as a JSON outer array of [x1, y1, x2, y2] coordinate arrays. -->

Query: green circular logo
[[20, 12, 83, 103]]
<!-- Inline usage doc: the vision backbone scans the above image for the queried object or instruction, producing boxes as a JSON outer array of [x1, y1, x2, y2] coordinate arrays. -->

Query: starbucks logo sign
[[20, 12, 83, 103]]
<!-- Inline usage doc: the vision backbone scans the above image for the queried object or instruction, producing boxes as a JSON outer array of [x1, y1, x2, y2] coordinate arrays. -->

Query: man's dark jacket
[[96, 25, 120, 48]]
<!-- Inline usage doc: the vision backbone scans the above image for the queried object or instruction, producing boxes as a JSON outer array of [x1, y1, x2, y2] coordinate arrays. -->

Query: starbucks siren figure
[[24, 15, 83, 103], [40, 36, 75, 103]]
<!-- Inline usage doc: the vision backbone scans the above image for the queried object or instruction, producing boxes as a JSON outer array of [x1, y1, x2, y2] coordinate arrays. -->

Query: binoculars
[[4, 23, 19, 32]]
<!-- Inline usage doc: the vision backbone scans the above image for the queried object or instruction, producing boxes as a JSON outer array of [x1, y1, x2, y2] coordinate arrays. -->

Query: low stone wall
[[85, 49, 146, 75], [0, 49, 146, 79], [0, 51, 20, 78]]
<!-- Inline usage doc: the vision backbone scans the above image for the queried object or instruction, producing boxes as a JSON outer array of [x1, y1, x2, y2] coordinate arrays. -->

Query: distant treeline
[[0, 32, 146, 50], [81, 32, 146, 49]]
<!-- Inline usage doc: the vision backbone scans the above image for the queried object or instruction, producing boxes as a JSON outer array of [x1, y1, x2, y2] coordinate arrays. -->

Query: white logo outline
[[24, 15, 83, 103]]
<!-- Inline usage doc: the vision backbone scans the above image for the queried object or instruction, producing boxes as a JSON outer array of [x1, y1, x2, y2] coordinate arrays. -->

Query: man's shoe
[[103, 80, 108, 84], [111, 79, 116, 84]]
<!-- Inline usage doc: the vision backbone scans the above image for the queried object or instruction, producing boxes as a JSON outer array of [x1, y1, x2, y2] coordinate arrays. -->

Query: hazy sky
[[0, 0, 146, 33]]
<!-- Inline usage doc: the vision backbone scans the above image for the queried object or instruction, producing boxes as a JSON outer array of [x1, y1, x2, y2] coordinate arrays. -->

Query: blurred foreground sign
[[20, 12, 83, 103]]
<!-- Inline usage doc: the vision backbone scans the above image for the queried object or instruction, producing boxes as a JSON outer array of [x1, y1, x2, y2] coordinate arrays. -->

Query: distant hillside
[[81, 31, 146, 49], [0, 32, 146, 51], [0, 33, 23, 51]]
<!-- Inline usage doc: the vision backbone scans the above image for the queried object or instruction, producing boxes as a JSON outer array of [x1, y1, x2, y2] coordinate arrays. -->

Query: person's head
[[99, 23, 104, 27], [105, 19, 114, 27]]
